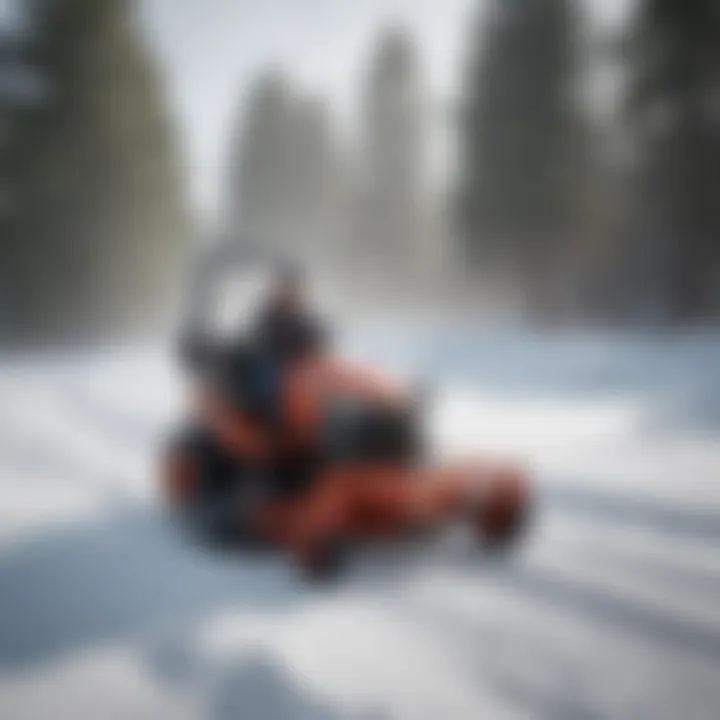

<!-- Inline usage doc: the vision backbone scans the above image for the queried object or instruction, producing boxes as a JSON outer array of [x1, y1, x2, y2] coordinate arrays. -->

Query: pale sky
[[140, 0, 632, 223]]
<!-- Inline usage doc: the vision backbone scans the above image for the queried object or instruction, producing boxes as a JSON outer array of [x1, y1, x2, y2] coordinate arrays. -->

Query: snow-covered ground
[[1, 325, 720, 719]]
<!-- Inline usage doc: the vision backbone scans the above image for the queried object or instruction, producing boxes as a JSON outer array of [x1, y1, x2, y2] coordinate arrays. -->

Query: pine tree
[[284, 95, 339, 261], [356, 26, 429, 288], [225, 70, 294, 251], [455, 0, 583, 316], [626, 0, 720, 320], [225, 71, 341, 263], [0, 29, 33, 336], [3, 0, 189, 344]]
